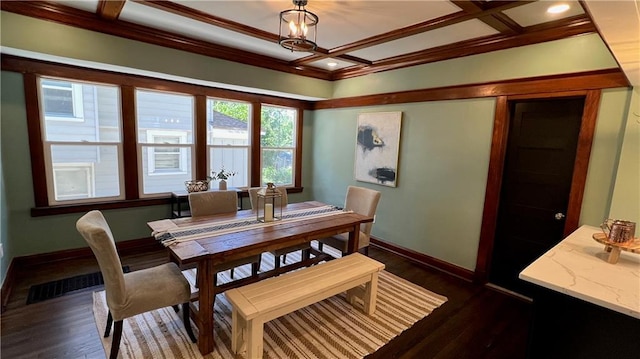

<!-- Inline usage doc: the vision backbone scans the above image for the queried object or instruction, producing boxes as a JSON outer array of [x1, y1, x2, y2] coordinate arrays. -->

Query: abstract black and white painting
[[354, 111, 402, 187]]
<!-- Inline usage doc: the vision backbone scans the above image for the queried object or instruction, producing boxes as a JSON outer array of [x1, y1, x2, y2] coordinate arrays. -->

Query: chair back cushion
[[344, 186, 381, 247], [76, 210, 126, 309], [248, 187, 288, 210], [188, 190, 238, 217]]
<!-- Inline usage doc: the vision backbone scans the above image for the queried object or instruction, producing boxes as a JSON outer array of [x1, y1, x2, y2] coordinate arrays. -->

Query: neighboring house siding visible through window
[[136, 89, 194, 196], [39, 77, 123, 205]]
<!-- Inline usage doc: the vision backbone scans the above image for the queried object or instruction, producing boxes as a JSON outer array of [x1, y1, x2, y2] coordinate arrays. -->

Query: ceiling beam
[[134, 0, 371, 66], [333, 15, 596, 80], [292, 0, 534, 66], [97, 0, 126, 21], [0, 1, 332, 80], [451, 0, 523, 34]]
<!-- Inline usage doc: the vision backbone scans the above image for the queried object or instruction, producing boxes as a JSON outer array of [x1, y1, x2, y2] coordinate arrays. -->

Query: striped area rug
[[92, 249, 447, 359]]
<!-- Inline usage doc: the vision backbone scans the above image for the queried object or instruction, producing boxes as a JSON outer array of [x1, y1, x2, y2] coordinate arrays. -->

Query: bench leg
[[246, 318, 264, 359], [231, 308, 246, 354], [346, 288, 357, 306], [363, 273, 380, 315]]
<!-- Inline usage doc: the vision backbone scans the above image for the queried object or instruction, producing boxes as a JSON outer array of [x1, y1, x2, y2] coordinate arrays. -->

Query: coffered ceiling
[[1, 1, 636, 85]]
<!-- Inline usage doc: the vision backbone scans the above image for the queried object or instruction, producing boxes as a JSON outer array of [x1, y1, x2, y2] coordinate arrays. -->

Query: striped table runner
[[154, 205, 349, 246]]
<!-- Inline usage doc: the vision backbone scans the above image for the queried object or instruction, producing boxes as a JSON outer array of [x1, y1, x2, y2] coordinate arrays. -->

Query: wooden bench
[[225, 253, 385, 359]]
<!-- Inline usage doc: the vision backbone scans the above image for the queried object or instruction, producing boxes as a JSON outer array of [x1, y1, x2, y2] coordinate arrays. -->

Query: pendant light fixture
[[279, 0, 318, 52]]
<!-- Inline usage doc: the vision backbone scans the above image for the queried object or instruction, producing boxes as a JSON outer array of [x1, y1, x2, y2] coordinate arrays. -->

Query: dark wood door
[[489, 98, 585, 295]]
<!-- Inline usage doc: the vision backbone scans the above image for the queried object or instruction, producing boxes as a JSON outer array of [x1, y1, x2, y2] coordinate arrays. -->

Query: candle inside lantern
[[265, 203, 274, 222]]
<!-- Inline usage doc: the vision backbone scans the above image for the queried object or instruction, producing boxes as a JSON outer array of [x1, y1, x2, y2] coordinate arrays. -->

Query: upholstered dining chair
[[318, 185, 381, 256], [76, 210, 196, 359], [248, 186, 310, 269], [188, 190, 260, 281], [188, 190, 238, 217]]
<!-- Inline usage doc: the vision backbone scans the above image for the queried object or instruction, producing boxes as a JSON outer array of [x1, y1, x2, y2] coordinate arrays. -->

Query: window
[[146, 131, 188, 174], [260, 105, 297, 186], [41, 79, 84, 120], [39, 77, 123, 205], [52, 164, 93, 200], [207, 99, 251, 188], [136, 89, 194, 195], [18, 60, 305, 214]]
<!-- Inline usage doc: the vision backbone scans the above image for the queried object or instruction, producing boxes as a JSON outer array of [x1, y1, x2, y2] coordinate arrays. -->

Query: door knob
[[555, 212, 566, 220]]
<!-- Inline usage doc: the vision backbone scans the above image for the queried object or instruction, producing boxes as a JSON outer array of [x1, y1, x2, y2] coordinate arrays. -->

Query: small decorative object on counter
[[601, 219, 636, 243], [593, 219, 639, 264], [184, 180, 210, 193], [209, 166, 237, 191], [257, 183, 283, 223]]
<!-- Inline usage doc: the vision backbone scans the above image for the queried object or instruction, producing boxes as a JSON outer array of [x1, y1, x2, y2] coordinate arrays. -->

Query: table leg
[[197, 259, 216, 354], [346, 224, 361, 254]]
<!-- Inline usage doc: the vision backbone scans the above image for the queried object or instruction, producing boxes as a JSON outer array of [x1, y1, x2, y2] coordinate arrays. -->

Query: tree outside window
[[261, 105, 296, 186]]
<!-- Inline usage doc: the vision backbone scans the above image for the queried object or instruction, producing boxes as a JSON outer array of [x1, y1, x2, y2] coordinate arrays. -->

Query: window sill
[[31, 186, 304, 216]]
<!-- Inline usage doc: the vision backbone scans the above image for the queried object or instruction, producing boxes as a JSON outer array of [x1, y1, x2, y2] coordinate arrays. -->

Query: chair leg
[[282, 253, 288, 264], [251, 261, 259, 277], [182, 302, 197, 343], [104, 311, 113, 337], [274, 255, 281, 270], [302, 248, 311, 261], [318, 242, 324, 252], [172, 305, 180, 312], [364, 246, 369, 256], [109, 320, 123, 359], [230, 268, 235, 279]]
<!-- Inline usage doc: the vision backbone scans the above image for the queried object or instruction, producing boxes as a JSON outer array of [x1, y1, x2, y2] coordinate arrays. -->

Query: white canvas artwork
[[354, 111, 402, 187]]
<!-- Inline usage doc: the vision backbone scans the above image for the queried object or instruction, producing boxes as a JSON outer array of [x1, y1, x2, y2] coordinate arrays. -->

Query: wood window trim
[[7, 55, 308, 216]]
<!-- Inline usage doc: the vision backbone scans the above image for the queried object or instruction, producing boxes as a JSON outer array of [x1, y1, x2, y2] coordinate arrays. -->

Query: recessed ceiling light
[[547, 4, 570, 14], [327, 62, 338, 68]]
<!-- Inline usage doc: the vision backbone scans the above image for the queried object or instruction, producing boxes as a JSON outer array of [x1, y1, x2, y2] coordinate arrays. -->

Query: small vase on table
[[219, 179, 227, 190]]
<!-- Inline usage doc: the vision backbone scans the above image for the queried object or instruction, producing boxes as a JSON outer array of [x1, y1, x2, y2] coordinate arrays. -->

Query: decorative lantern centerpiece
[[257, 183, 282, 223]]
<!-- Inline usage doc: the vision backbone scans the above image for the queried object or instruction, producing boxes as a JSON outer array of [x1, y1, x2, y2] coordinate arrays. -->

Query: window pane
[[50, 145, 120, 201], [260, 106, 295, 147], [41, 79, 121, 142], [209, 147, 248, 188], [261, 149, 293, 186], [141, 145, 193, 194], [207, 99, 250, 145], [43, 86, 73, 116], [136, 90, 194, 144]]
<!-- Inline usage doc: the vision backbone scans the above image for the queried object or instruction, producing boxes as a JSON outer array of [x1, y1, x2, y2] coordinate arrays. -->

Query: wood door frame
[[474, 90, 601, 283]]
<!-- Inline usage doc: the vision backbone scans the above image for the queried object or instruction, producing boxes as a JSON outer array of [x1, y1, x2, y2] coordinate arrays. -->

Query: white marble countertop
[[520, 225, 640, 319]]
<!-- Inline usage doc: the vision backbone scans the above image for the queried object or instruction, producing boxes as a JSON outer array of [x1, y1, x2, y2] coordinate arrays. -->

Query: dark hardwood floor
[[1, 246, 532, 359]]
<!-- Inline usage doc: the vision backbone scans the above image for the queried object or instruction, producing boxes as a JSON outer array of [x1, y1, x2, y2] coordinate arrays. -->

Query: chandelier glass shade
[[279, 0, 318, 52]]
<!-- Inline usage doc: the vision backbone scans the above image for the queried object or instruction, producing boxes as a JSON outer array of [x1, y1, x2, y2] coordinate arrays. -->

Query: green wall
[[608, 88, 640, 228], [1, 9, 637, 283], [308, 90, 633, 270], [310, 100, 494, 268]]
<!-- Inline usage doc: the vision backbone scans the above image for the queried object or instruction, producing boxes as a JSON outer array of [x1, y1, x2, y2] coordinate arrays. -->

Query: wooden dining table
[[147, 200, 373, 355]]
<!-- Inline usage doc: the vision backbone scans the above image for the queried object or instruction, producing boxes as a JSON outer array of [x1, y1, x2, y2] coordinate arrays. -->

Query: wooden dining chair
[[318, 186, 381, 256], [76, 210, 196, 359], [188, 191, 261, 281], [248, 187, 311, 269]]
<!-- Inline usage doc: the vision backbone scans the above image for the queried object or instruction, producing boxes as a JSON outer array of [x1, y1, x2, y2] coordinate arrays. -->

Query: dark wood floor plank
[[0, 246, 531, 358]]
